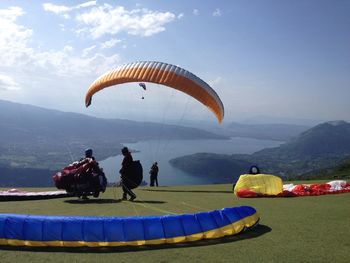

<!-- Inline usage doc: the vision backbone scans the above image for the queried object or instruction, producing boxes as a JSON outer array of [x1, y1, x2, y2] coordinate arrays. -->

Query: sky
[[0, 0, 349, 125]]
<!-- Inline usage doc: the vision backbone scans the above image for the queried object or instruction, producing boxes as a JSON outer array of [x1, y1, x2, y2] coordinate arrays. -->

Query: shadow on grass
[[0, 224, 271, 253], [0, 194, 74, 202], [64, 199, 121, 204], [132, 200, 167, 204], [64, 199, 167, 204], [141, 189, 232, 194]]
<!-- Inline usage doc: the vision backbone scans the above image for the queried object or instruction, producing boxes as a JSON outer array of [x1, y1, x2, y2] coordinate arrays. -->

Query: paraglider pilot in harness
[[81, 149, 94, 199], [53, 148, 107, 199], [83, 148, 95, 160], [119, 147, 137, 201]]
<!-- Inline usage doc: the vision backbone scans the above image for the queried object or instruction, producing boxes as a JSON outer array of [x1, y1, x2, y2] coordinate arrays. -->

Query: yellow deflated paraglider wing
[[234, 174, 283, 196], [85, 61, 224, 123]]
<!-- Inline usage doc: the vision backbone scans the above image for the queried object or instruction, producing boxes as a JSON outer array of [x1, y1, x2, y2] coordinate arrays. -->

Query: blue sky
[[0, 0, 349, 124]]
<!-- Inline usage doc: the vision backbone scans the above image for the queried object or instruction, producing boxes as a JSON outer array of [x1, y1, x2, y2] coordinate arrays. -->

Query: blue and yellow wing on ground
[[0, 206, 259, 247]]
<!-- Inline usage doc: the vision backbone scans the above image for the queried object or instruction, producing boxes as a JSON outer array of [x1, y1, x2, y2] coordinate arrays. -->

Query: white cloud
[[193, 9, 199, 16], [101, 38, 122, 49], [213, 8, 222, 17], [0, 7, 33, 67], [59, 23, 66, 31], [76, 5, 176, 38], [178, 13, 184, 19], [63, 45, 74, 52], [0, 5, 25, 19], [0, 6, 120, 78], [82, 45, 96, 57], [0, 74, 20, 91], [62, 13, 70, 19], [78, 1, 97, 9], [42, 3, 70, 14], [43, 1, 96, 15], [208, 76, 223, 87], [26, 49, 120, 77]]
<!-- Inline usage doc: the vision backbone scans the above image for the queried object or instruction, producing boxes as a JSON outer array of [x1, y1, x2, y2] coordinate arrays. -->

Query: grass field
[[0, 183, 349, 263]]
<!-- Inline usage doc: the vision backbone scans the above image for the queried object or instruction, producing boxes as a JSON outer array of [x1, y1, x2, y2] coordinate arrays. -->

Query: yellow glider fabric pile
[[234, 174, 283, 197]]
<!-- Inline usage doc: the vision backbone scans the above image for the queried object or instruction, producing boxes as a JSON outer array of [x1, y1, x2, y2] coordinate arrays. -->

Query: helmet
[[85, 148, 93, 158], [121, 147, 129, 154], [249, 165, 260, 175]]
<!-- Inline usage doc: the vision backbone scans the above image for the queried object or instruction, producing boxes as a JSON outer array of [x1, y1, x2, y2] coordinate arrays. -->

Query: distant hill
[[225, 122, 309, 141], [323, 158, 350, 179], [247, 121, 350, 175], [298, 158, 350, 180], [166, 120, 310, 141], [255, 121, 350, 157], [0, 99, 228, 187], [170, 121, 350, 180], [238, 115, 323, 126]]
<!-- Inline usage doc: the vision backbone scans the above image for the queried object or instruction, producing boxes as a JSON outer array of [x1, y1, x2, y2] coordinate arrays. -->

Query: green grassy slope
[[0, 183, 349, 263], [305, 158, 350, 180]]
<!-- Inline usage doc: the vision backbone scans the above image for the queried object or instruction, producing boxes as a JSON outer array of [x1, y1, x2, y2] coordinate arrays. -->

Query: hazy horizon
[[1, 98, 334, 127], [1, 1, 349, 124]]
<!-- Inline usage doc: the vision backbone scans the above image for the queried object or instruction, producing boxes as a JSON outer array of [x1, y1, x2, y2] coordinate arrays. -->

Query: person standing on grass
[[149, 162, 159, 187], [119, 147, 137, 201]]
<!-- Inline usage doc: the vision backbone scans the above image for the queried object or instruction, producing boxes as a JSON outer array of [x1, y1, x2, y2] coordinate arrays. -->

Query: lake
[[100, 137, 283, 186]]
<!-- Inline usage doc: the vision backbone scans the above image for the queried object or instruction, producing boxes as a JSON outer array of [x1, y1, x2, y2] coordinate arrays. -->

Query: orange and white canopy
[[85, 61, 224, 123]]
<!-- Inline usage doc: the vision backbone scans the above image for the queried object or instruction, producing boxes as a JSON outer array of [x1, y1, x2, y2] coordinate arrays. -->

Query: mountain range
[[0, 99, 226, 187], [0, 99, 226, 170], [2, 99, 348, 187], [166, 119, 310, 141], [170, 121, 350, 182], [224, 122, 309, 141]]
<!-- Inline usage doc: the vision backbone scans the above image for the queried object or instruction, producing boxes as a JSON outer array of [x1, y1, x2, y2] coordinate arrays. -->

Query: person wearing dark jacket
[[79, 148, 95, 162], [119, 147, 137, 201], [84, 148, 94, 160], [149, 162, 159, 187]]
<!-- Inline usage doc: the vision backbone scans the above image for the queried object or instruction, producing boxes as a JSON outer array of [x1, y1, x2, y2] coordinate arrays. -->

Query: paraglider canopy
[[234, 174, 283, 197], [85, 61, 225, 123], [139, 82, 146, 90]]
